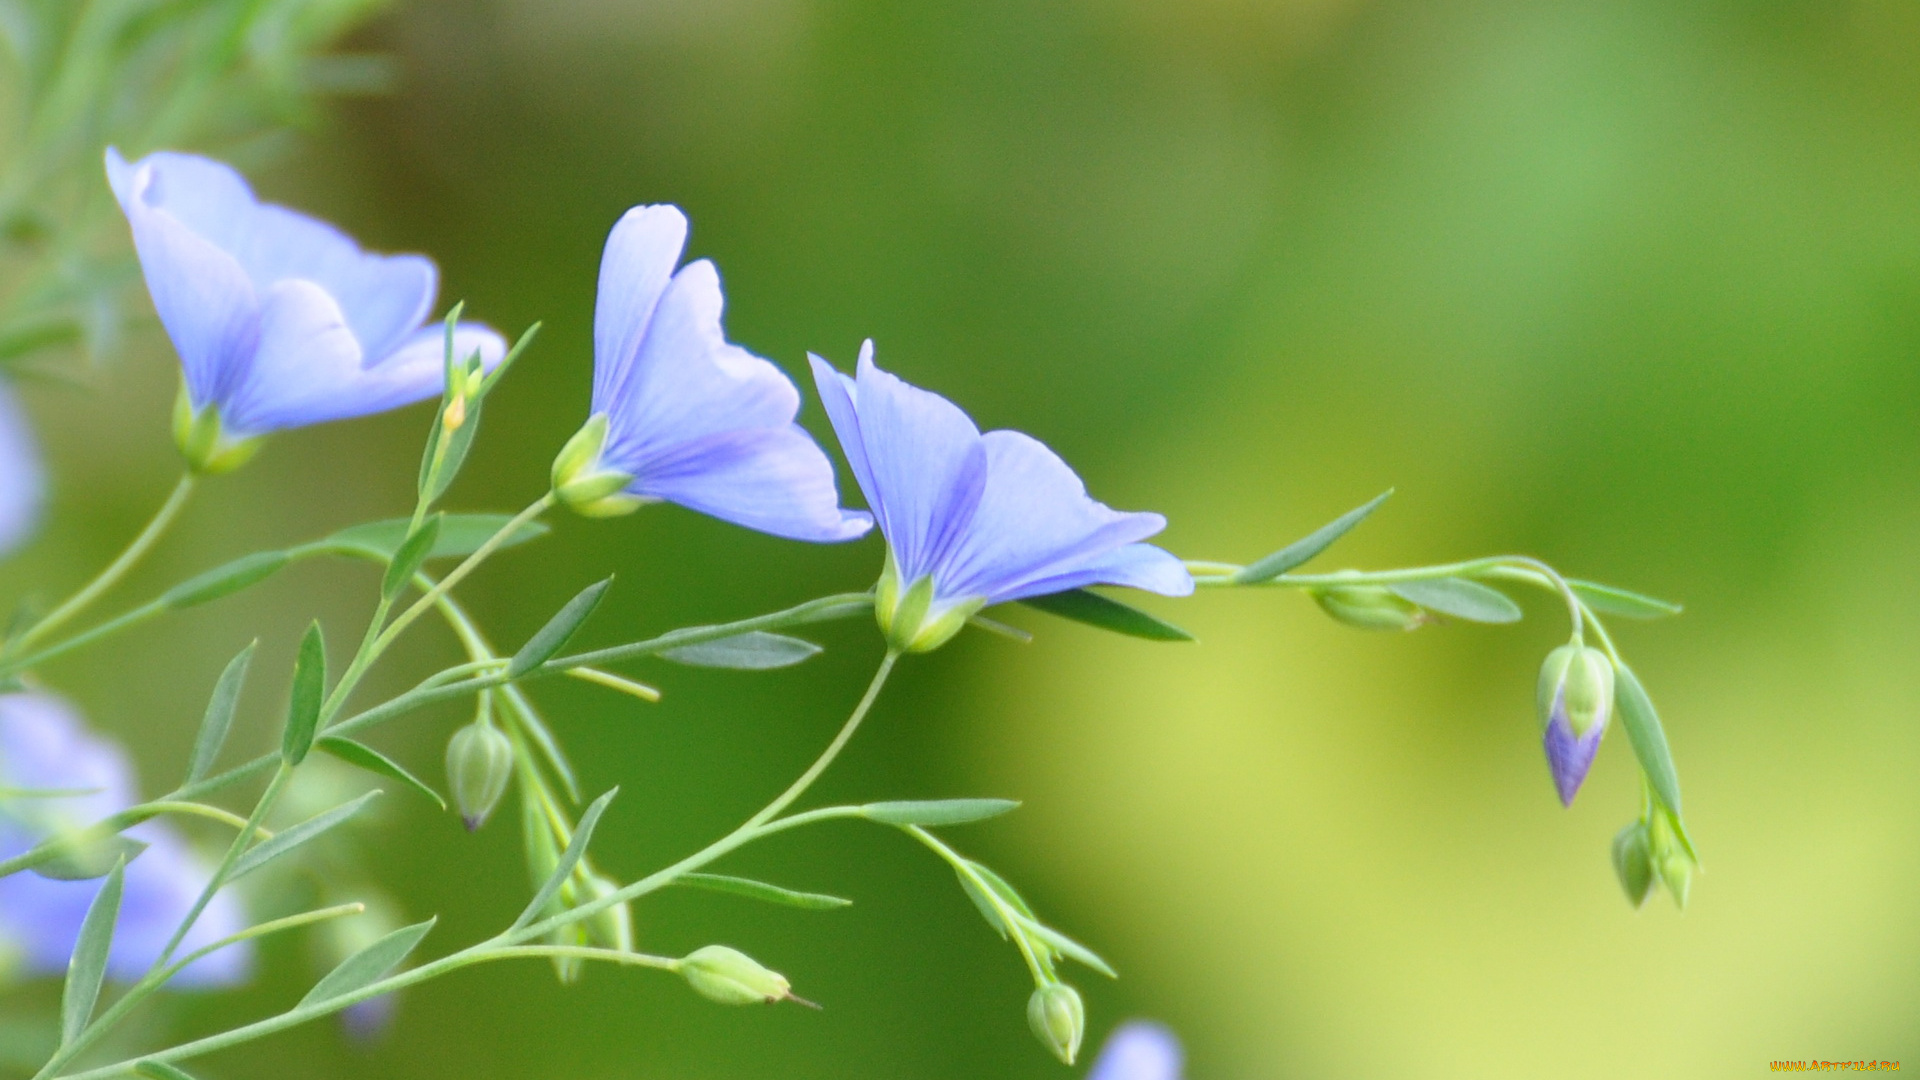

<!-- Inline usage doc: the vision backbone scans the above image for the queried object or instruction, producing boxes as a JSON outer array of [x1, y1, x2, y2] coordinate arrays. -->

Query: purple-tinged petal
[[1005, 542, 1193, 603], [631, 426, 871, 542], [592, 205, 688, 413], [1088, 1022, 1183, 1080], [0, 381, 45, 557], [1542, 700, 1606, 806]]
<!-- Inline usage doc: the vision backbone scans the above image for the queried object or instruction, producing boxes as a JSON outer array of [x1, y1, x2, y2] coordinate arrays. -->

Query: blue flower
[[0, 693, 249, 986], [1087, 1022, 1184, 1080], [0, 381, 44, 557], [809, 342, 1192, 651], [550, 204, 871, 542], [106, 148, 505, 470]]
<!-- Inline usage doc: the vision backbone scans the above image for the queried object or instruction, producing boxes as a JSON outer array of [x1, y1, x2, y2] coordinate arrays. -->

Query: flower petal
[[0, 381, 45, 557], [940, 430, 1184, 603], [1543, 708, 1606, 806], [632, 427, 873, 542], [592, 204, 689, 414], [1088, 1022, 1184, 1080]]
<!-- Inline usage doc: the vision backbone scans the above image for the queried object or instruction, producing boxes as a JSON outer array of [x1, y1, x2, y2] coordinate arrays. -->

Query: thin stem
[[480, 945, 679, 972], [903, 825, 1051, 984], [136, 802, 272, 840], [0, 600, 166, 677], [365, 493, 555, 667], [11, 473, 194, 651], [154, 764, 289, 968]]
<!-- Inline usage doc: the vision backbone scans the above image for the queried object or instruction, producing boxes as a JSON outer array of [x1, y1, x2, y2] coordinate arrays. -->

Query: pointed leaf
[[512, 788, 617, 930], [955, 859, 1037, 940], [509, 579, 611, 677], [188, 641, 256, 783], [1019, 589, 1193, 642], [675, 873, 852, 910], [316, 737, 446, 811], [60, 858, 123, 1045], [230, 791, 379, 881], [1614, 663, 1683, 820], [133, 1062, 201, 1080], [299, 918, 436, 1006], [281, 621, 326, 766], [1571, 580, 1683, 620], [1024, 921, 1117, 979], [316, 515, 550, 563], [424, 399, 482, 505], [863, 799, 1020, 827], [1389, 578, 1522, 624], [380, 514, 443, 599], [160, 551, 290, 609], [478, 321, 541, 395], [661, 632, 822, 670], [1234, 490, 1393, 583], [32, 832, 146, 881]]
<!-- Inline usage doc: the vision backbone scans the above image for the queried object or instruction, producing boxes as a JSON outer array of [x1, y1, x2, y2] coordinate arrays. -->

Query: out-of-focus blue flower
[[105, 148, 504, 462], [0, 382, 44, 557], [1087, 1022, 1183, 1080], [0, 693, 249, 986], [550, 205, 871, 542], [809, 342, 1192, 651]]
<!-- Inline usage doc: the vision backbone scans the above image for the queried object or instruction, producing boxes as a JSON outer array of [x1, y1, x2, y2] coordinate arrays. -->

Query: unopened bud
[[1308, 577, 1425, 632], [445, 722, 514, 830], [1536, 644, 1615, 805], [172, 382, 259, 475], [580, 871, 634, 953], [1611, 822, 1654, 909], [680, 945, 794, 1006], [1026, 983, 1086, 1065], [1647, 809, 1695, 910]]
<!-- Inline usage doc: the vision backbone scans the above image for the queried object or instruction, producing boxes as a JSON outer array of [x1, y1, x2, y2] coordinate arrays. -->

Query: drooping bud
[[1536, 644, 1615, 805], [873, 552, 983, 653], [551, 413, 649, 517], [679, 945, 794, 1006], [172, 382, 259, 474], [445, 722, 514, 830], [1026, 982, 1086, 1065], [1647, 809, 1695, 910], [1611, 822, 1654, 908], [580, 871, 634, 953], [1308, 575, 1425, 632]]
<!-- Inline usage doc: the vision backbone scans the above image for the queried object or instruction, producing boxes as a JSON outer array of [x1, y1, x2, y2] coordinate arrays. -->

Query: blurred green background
[[8, 0, 1920, 1076]]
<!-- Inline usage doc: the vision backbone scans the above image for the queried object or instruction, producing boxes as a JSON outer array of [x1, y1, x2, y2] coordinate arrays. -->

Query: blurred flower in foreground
[[809, 341, 1192, 652], [551, 204, 871, 541], [0, 382, 43, 557], [0, 693, 249, 985], [1088, 1021, 1183, 1080], [105, 148, 505, 471]]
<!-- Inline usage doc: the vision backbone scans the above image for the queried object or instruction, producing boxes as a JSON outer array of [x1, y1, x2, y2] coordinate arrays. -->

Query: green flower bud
[[445, 722, 514, 831], [551, 412, 650, 517], [1647, 809, 1695, 911], [1308, 576, 1425, 632], [1536, 644, 1614, 738], [1026, 983, 1086, 1065], [874, 553, 983, 653], [580, 871, 634, 953], [680, 945, 793, 1006], [1611, 822, 1654, 909], [172, 382, 260, 475]]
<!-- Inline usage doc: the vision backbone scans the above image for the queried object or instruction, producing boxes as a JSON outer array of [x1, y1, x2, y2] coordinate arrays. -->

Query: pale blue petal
[[0, 381, 44, 557], [941, 430, 1186, 603], [106, 148, 260, 407], [592, 205, 688, 412], [1088, 1022, 1183, 1080], [1003, 541, 1193, 603], [632, 426, 872, 542]]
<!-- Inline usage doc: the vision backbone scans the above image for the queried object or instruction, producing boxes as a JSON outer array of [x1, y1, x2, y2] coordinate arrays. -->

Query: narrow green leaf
[[160, 551, 290, 609], [508, 579, 612, 677], [1234, 490, 1393, 584], [1613, 663, 1683, 820], [380, 514, 443, 600], [478, 321, 541, 395], [512, 788, 617, 930], [425, 398, 482, 505], [1571, 580, 1683, 620], [316, 515, 550, 564], [32, 832, 146, 881], [133, 1062, 201, 1080], [298, 918, 436, 1007], [281, 621, 326, 766], [230, 791, 379, 881], [1388, 578, 1522, 624], [864, 799, 1020, 827], [1019, 589, 1193, 642], [955, 859, 1037, 940], [660, 631, 822, 670], [60, 858, 123, 1045], [316, 737, 446, 811], [187, 641, 256, 784], [674, 873, 852, 910], [1024, 921, 1117, 979]]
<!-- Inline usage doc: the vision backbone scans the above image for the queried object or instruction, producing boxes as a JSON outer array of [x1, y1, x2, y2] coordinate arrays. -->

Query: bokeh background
[[7, 0, 1920, 1076]]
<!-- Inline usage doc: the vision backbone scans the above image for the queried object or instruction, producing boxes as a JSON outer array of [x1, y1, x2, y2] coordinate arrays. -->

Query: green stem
[[902, 824, 1052, 984], [10, 473, 194, 652]]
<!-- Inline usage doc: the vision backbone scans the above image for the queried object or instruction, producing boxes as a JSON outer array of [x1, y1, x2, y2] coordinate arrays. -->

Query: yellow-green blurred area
[[7, 0, 1920, 1076]]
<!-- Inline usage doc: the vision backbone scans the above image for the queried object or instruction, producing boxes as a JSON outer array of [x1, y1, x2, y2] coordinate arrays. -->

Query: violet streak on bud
[[1536, 643, 1614, 806], [1027, 982, 1086, 1065], [679, 945, 795, 1006], [445, 722, 514, 830]]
